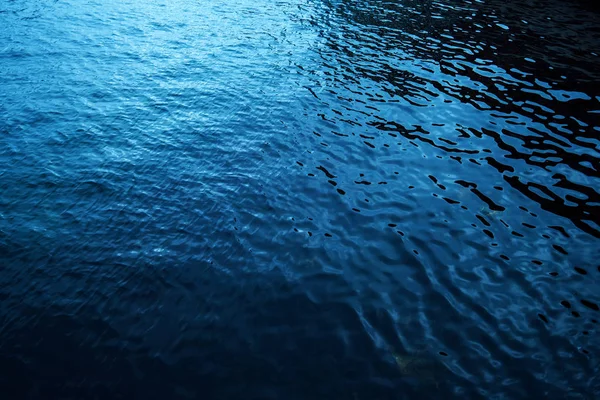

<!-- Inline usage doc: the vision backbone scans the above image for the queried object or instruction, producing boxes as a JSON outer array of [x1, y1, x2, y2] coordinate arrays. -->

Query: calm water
[[1, 0, 599, 398]]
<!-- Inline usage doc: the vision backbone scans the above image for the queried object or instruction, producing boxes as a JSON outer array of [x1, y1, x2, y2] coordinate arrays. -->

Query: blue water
[[1, 0, 599, 398]]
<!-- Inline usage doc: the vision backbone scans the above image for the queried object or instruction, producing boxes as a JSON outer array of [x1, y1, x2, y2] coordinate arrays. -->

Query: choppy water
[[1, 0, 599, 398]]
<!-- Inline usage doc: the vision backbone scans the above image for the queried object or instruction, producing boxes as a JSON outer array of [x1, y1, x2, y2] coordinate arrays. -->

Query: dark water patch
[[581, 300, 599, 312]]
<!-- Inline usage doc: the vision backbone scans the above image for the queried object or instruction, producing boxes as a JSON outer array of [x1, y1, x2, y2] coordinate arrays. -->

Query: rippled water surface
[[1, 0, 600, 398]]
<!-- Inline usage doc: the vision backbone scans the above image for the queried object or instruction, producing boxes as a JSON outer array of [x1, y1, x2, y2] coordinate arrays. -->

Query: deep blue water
[[1, 0, 600, 398]]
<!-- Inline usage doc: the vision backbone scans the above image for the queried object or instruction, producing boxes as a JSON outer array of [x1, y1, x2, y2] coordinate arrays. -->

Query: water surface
[[1, 0, 599, 398]]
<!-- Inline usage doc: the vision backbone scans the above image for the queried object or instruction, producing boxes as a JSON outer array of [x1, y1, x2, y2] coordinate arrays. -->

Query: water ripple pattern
[[1, 0, 599, 399]]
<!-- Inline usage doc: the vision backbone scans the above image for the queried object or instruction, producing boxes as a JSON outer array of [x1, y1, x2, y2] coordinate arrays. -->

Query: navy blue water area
[[1, 0, 599, 398]]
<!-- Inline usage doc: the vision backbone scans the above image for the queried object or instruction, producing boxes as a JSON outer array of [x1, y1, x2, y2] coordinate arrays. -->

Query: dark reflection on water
[[307, 0, 600, 235], [1, 0, 599, 398]]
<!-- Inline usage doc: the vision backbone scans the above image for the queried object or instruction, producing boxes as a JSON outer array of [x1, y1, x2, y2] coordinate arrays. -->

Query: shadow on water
[[0, 247, 459, 400]]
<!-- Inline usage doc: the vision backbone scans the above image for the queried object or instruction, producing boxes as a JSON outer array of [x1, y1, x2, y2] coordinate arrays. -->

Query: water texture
[[1, 0, 599, 398]]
